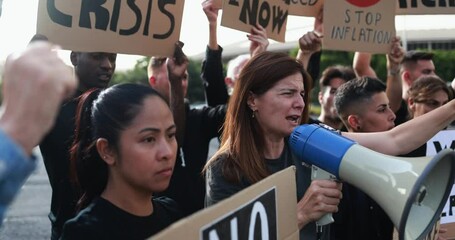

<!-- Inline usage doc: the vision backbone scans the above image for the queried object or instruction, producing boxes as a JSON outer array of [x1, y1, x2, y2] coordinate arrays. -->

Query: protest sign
[[214, 0, 223, 9], [397, 0, 455, 15], [288, 0, 322, 17], [428, 130, 455, 239], [37, 0, 185, 57], [221, 0, 289, 42], [150, 167, 299, 240], [323, 0, 395, 53]]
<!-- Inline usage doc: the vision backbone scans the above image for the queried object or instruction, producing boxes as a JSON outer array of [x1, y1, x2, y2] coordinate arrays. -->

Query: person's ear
[[247, 91, 257, 112], [96, 138, 116, 165], [70, 52, 78, 67], [402, 71, 412, 86], [347, 115, 361, 131], [408, 98, 416, 113], [225, 77, 234, 88], [318, 91, 323, 105], [149, 76, 156, 86]]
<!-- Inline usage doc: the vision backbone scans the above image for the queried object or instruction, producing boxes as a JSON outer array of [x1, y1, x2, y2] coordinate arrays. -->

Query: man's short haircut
[[319, 65, 356, 89], [334, 76, 386, 120], [147, 57, 166, 78], [401, 50, 434, 71]]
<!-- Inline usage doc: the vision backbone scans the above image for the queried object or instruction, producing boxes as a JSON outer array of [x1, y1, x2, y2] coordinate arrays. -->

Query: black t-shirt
[[205, 142, 330, 240], [394, 99, 410, 126], [60, 197, 182, 240], [331, 183, 394, 240], [39, 93, 82, 239]]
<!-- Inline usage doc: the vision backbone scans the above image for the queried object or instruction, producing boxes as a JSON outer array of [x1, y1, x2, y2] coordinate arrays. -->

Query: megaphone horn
[[289, 124, 455, 240]]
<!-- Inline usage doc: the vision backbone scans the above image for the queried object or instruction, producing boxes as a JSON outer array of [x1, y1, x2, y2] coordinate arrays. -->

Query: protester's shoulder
[[60, 203, 104, 240], [308, 117, 322, 125], [189, 103, 226, 117], [152, 196, 184, 221]]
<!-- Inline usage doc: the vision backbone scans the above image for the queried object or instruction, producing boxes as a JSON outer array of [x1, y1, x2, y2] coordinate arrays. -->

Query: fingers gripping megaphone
[[289, 124, 455, 240]]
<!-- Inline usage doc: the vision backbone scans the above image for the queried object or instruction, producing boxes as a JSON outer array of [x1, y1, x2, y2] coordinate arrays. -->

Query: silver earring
[[252, 110, 256, 119]]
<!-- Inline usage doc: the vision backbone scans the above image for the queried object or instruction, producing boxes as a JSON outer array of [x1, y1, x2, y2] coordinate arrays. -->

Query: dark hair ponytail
[[70, 88, 106, 211]]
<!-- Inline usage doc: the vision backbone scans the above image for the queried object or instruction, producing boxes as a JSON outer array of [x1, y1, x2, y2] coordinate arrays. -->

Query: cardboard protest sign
[[37, 0, 185, 57], [323, 0, 396, 54], [427, 130, 455, 239], [221, 0, 290, 42], [288, 0, 323, 17], [150, 166, 299, 240], [397, 0, 455, 15], [214, 0, 223, 9]]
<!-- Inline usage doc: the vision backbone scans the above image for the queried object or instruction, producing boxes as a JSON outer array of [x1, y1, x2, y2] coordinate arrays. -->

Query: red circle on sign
[[346, 0, 381, 7]]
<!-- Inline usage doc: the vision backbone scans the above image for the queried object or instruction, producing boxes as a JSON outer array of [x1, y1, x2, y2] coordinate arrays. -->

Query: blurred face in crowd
[[409, 90, 449, 118], [350, 92, 396, 132], [319, 77, 346, 119], [405, 60, 436, 84], [71, 52, 117, 92]]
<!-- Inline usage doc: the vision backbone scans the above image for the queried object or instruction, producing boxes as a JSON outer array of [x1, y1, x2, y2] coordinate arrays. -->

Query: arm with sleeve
[[0, 129, 36, 224], [201, 46, 229, 107]]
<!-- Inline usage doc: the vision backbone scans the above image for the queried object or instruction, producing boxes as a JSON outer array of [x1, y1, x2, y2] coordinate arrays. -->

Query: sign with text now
[[221, 0, 290, 42]]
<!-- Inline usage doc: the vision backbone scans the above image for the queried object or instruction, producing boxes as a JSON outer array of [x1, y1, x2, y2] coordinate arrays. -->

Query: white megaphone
[[289, 124, 455, 240]]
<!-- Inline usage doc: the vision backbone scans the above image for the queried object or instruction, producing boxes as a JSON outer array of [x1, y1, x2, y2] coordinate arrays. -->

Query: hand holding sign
[[202, 0, 220, 25], [167, 41, 188, 79], [248, 25, 269, 57], [221, 0, 290, 42], [386, 36, 404, 75]]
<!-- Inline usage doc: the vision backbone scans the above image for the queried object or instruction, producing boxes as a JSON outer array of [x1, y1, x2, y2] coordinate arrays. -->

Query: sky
[[0, 1, 454, 71]]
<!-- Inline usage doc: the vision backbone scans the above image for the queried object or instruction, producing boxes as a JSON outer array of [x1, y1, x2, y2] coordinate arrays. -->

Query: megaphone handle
[[311, 165, 336, 226]]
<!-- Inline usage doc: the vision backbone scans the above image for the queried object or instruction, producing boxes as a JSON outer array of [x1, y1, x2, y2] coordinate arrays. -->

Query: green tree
[[111, 57, 149, 86]]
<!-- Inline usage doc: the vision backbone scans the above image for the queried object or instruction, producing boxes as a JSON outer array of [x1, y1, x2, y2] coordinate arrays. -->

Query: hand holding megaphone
[[296, 175, 342, 229]]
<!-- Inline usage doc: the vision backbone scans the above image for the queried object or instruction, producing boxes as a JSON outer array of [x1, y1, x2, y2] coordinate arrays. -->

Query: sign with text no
[[323, 0, 395, 54], [37, 0, 185, 57], [221, 0, 289, 42], [150, 167, 298, 240], [201, 188, 277, 239]]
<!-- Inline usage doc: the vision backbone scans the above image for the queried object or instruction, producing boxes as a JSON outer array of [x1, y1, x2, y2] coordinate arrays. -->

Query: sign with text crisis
[[150, 167, 299, 240], [288, 0, 322, 17], [323, 0, 395, 54], [221, 0, 289, 42], [37, 0, 185, 57], [396, 0, 455, 15]]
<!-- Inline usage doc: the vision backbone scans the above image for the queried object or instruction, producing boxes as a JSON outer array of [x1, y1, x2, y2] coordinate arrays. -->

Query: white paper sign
[[427, 130, 455, 224]]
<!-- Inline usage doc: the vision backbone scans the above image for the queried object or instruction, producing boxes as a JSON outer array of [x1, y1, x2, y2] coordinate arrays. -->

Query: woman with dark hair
[[408, 75, 452, 120], [60, 83, 182, 239], [403, 75, 452, 159]]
